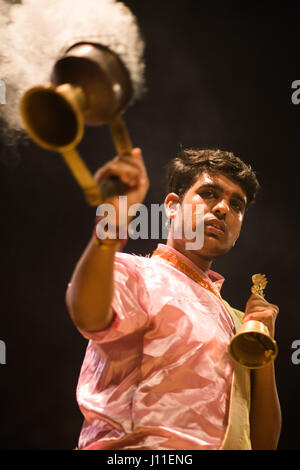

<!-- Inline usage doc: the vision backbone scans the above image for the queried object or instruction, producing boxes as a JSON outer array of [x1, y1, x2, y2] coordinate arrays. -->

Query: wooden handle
[[60, 115, 133, 204], [108, 114, 133, 156], [60, 148, 102, 206], [97, 113, 133, 198]]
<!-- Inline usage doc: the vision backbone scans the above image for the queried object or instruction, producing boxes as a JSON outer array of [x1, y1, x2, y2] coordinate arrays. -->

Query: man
[[66, 148, 281, 450]]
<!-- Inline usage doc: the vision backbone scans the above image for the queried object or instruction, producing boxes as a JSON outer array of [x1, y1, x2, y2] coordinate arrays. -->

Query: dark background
[[0, 0, 299, 450]]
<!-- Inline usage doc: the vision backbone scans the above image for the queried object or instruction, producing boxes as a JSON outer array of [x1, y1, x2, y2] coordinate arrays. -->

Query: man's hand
[[244, 293, 282, 449], [93, 148, 149, 224], [242, 294, 279, 339]]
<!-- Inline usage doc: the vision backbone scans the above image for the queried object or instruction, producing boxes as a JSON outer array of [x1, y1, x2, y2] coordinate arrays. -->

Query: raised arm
[[65, 148, 149, 333]]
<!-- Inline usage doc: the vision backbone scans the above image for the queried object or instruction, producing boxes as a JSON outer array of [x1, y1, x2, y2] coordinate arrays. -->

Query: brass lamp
[[19, 43, 134, 205], [228, 274, 278, 369]]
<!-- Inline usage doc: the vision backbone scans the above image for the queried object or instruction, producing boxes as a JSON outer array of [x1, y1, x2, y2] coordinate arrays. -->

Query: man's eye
[[231, 200, 242, 211], [201, 190, 216, 198]]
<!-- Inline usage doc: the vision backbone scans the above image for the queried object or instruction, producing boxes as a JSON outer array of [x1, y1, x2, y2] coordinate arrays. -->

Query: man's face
[[168, 171, 247, 259]]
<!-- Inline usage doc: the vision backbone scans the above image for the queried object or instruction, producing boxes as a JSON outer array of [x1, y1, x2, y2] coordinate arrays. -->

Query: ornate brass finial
[[251, 273, 268, 298]]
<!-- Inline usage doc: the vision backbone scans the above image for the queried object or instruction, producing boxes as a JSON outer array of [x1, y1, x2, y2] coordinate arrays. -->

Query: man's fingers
[[95, 160, 141, 187], [243, 307, 278, 321], [115, 148, 148, 186], [114, 148, 145, 166], [246, 293, 272, 309], [131, 147, 145, 164], [246, 294, 279, 310], [93, 148, 149, 207]]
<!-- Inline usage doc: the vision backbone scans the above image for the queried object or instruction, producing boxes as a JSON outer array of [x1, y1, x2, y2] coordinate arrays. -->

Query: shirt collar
[[153, 243, 225, 293]]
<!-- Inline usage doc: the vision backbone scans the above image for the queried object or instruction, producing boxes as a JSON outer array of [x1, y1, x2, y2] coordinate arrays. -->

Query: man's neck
[[166, 239, 213, 274]]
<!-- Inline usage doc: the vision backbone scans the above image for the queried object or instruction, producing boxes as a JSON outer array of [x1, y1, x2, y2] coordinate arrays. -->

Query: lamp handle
[[60, 114, 133, 204]]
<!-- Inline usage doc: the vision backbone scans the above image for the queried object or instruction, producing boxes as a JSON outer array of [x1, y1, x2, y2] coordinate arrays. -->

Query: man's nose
[[212, 198, 230, 219]]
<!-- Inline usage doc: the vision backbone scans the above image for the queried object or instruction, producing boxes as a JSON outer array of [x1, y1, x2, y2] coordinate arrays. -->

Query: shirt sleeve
[[77, 252, 149, 344]]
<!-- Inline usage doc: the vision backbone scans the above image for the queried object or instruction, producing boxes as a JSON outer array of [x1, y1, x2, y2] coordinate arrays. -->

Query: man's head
[[164, 148, 260, 263]]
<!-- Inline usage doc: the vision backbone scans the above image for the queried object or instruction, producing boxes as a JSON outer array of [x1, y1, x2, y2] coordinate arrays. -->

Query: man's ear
[[164, 193, 180, 219]]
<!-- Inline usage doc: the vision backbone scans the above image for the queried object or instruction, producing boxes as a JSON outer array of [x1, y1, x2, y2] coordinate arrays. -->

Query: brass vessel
[[20, 43, 134, 205], [228, 274, 278, 369]]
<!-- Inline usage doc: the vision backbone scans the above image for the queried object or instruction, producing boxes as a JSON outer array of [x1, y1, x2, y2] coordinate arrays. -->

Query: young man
[[66, 148, 281, 450]]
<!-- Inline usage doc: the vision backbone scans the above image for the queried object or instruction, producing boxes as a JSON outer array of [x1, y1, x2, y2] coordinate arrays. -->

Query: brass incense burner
[[228, 274, 278, 369], [20, 43, 133, 205]]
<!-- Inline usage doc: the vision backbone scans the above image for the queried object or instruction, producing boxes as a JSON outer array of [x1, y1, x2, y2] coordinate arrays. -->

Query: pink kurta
[[76, 244, 235, 450]]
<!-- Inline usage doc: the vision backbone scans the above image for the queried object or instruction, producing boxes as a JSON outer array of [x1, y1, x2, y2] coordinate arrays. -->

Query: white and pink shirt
[[76, 244, 235, 450]]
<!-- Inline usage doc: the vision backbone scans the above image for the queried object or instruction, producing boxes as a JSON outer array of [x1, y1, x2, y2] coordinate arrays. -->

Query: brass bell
[[228, 274, 278, 369]]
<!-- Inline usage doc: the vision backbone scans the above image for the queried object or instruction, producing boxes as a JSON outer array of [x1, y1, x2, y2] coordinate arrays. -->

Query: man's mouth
[[205, 219, 226, 237]]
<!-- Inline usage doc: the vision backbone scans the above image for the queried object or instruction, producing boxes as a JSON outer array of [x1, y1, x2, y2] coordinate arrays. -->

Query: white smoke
[[0, 0, 145, 146]]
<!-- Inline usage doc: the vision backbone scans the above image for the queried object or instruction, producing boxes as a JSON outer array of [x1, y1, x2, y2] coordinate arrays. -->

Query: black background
[[0, 0, 299, 450]]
